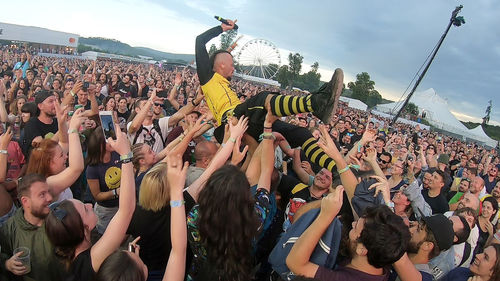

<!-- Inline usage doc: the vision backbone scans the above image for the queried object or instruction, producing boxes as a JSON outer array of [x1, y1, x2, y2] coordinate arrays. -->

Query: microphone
[[214, 16, 239, 30]]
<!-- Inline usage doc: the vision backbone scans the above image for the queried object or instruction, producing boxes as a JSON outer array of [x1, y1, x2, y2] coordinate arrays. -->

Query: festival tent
[[339, 96, 368, 111], [468, 125, 497, 147], [376, 88, 496, 146]]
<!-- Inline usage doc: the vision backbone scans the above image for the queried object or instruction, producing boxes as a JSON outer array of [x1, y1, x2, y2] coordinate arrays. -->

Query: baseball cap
[[422, 214, 454, 251], [34, 90, 53, 105], [437, 154, 450, 165]]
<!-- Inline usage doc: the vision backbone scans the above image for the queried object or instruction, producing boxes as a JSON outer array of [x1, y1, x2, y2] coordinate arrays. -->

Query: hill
[[78, 37, 194, 64], [461, 121, 500, 142]]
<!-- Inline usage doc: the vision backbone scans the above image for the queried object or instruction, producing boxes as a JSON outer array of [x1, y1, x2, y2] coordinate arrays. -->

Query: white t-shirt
[[127, 117, 171, 154]]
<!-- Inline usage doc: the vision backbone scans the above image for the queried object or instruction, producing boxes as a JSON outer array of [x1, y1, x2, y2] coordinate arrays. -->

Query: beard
[[407, 240, 422, 254], [30, 205, 49, 220]]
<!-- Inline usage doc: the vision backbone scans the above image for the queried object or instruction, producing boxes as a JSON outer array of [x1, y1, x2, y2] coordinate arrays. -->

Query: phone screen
[[99, 112, 116, 141]]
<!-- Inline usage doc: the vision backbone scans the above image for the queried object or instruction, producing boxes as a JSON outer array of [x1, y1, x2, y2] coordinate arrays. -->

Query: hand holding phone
[[99, 111, 117, 142]]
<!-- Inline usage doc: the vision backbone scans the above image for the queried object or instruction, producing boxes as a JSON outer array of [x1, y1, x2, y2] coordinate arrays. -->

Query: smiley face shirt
[[86, 152, 121, 208]]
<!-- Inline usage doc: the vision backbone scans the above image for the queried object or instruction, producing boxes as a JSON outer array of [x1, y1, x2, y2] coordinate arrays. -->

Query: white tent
[[376, 88, 496, 146], [468, 126, 497, 147], [339, 96, 368, 111]]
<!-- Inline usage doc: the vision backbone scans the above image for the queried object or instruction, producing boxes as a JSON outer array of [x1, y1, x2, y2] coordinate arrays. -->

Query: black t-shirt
[[21, 117, 58, 156], [127, 191, 195, 271], [67, 249, 95, 281], [117, 82, 137, 98], [422, 189, 449, 214]]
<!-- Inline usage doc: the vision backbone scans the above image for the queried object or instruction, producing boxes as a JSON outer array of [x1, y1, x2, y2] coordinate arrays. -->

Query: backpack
[[269, 208, 342, 281], [132, 119, 166, 147]]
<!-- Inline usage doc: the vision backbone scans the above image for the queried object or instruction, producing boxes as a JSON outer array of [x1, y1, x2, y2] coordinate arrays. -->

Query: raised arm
[[167, 73, 182, 110], [363, 147, 385, 178], [257, 112, 277, 191], [128, 90, 156, 134], [0, 127, 12, 183], [286, 186, 344, 277], [195, 20, 236, 85], [168, 93, 203, 127], [163, 154, 188, 281], [91, 125, 134, 272], [47, 108, 85, 197], [292, 149, 313, 185], [317, 125, 358, 208], [187, 116, 248, 201]]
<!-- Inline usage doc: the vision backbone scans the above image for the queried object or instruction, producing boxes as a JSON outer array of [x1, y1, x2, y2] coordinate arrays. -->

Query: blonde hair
[[138, 163, 170, 211]]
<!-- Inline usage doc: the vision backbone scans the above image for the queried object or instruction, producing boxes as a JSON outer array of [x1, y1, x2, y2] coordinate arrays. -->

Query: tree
[[288, 53, 303, 79], [347, 72, 381, 107], [405, 102, 419, 116], [220, 29, 238, 51], [208, 44, 218, 57], [276, 65, 292, 89]]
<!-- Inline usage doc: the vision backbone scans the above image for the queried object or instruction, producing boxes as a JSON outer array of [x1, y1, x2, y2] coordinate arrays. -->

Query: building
[[0, 22, 79, 54]]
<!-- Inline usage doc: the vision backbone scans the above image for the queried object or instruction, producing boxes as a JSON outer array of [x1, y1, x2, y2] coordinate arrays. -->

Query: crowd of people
[[0, 20, 499, 281]]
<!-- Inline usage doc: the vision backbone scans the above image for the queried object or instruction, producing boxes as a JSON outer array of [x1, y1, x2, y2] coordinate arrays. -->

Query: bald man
[[185, 141, 218, 186], [196, 20, 343, 172]]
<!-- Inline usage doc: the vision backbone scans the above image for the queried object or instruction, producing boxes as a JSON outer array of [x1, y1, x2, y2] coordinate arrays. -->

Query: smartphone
[[99, 111, 117, 142]]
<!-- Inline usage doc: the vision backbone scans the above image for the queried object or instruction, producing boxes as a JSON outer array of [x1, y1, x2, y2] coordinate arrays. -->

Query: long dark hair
[[490, 244, 500, 281], [45, 200, 85, 269], [86, 127, 106, 166], [197, 165, 259, 281]]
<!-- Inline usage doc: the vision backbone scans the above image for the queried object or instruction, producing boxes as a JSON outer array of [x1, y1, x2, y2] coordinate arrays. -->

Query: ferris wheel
[[236, 39, 281, 79]]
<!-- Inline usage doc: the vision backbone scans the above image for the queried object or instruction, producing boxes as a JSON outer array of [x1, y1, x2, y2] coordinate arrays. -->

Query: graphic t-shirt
[[127, 117, 171, 154], [86, 152, 121, 208]]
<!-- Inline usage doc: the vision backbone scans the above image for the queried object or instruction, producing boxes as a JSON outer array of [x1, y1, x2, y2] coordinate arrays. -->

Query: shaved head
[[213, 52, 234, 78]]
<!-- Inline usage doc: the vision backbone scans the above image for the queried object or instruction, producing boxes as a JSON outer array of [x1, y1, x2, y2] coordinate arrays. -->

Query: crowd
[[0, 20, 499, 281]]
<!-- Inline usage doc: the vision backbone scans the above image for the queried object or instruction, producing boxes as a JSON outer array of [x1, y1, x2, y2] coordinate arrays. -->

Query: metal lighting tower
[[391, 5, 465, 125]]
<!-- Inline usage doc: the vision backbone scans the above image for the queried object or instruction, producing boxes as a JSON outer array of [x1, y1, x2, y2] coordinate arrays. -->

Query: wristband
[[263, 126, 272, 130], [259, 132, 275, 141], [112, 189, 118, 198], [357, 142, 362, 153], [67, 129, 79, 134], [337, 166, 350, 174], [120, 152, 133, 164], [229, 137, 236, 143], [0, 150, 7, 155], [70, 90, 76, 97], [191, 99, 199, 106], [385, 201, 395, 209], [170, 200, 185, 207]]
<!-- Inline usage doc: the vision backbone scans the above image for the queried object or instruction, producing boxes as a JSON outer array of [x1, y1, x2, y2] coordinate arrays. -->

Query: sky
[[2, 0, 499, 125]]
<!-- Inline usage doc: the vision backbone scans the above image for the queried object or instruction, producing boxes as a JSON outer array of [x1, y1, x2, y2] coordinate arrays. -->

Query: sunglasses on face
[[378, 158, 389, 164]]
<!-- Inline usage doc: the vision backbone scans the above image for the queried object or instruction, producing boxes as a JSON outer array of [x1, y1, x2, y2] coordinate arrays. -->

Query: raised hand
[[0, 127, 12, 150], [54, 100, 69, 125], [107, 124, 131, 156], [72, 81, 83, 95], [363, 147, 377, 163], [221, 19, 237, 32], [174, 72, 182, 86], [368, 175, 391, 203], [229, 116, 248, 139], [361, 128, 377, 144], [320, 185, 344, 221], [231, 134, 249, 165], [166, 153, 189, 193], [317, 124, 341, 159], [68, 108, 86, 131]]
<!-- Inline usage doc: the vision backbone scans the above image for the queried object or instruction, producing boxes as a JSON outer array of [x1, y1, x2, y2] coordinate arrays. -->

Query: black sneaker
[[311, 68, 344, 124]]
